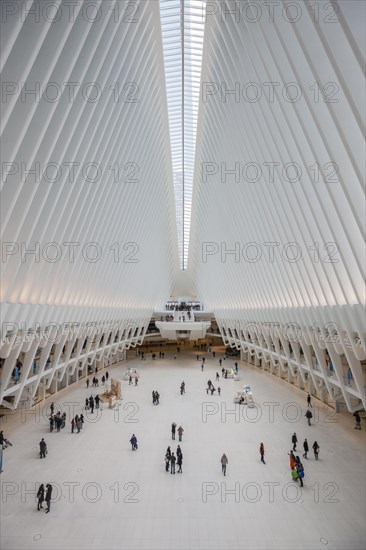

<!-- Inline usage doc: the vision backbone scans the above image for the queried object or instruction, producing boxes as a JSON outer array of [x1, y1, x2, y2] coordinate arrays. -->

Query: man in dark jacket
[[303, 438, 309, 459], [45, 484, 52, 513], [292, 432, 298, 451], [39, 438, 47, 459], [305, 409, 313, 426]]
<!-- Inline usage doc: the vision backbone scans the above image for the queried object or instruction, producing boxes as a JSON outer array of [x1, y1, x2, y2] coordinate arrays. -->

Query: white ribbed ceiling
[[1, 0, 179, 332], [189, 0, 365, 334]]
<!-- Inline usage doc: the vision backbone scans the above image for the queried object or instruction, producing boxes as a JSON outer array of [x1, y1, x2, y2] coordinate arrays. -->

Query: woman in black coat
[[37, 484, 45, 510]]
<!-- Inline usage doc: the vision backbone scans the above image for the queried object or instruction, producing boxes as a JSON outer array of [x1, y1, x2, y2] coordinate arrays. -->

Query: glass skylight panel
[[160, 0, 206, 270]]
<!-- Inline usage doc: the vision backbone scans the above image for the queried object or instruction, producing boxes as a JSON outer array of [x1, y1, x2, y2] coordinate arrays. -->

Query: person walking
[[39, 438, 47, 459], [303, 438, 309, 459], [221, 453, 228, 476], [353, 411, 361, 430], [50, 403, 54, 415], [305, 408, 313, 426], [106, 371, 109, 380], [102, 375, 105, 385], [95, 395, 100, 409], [218, 386, 221, 396], [85, 398, 89, 411], [45, 484, 52, 513], [201, 363, 204, 371], [219, 359, 222, 367], [71, 418, 75, 433], [292, 432, 298, 451], [171, 422, 177, 440], [49, 416, 54, 433], [177, 426, 184, 442], [129, 375, 132, 385], [259, 442, 265, 464], [134, 377, 138, 386], [170, 452, 176, 474], [152, 391, 156, 405], [307, 393, 312, 407], [86, 378, 90, 389], [130, 434, 138, 450], [37, 484, 45, 510], [216, 372, 220, 381], [89, 396, 94, 414], [76, 416, 82, 433], [312, 441, 320, 460]]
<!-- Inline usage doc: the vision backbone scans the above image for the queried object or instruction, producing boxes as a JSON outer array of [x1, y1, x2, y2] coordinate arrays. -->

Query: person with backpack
[[305, 408, 313, 426]]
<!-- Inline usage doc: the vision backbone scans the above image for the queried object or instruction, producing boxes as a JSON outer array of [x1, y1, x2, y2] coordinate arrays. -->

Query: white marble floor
[[1, 350, 365, 550]]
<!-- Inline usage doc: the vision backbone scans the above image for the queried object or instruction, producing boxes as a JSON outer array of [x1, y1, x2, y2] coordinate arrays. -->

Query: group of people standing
[[85, 394, 99, 413], [36, 483, 52, 513], [165, 445, 183, 474], [206, 379, 220, 395], [71, 414, 84, 433], [171, 422, 184, 441], [288, 450, 305, 487], [49, 410, 66, 432]]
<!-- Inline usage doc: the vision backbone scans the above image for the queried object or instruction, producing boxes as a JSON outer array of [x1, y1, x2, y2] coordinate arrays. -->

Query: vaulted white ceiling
[[0, 0, 365, 410], [189, 0, 365, 334], [1, 0, 179, 332]]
